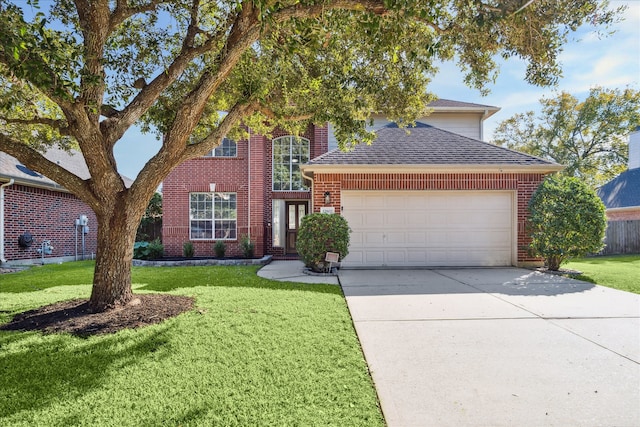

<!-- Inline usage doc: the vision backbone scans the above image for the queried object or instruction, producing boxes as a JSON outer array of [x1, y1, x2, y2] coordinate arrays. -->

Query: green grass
[[0, 262, 384, 426], [564, 254, 640, 294]]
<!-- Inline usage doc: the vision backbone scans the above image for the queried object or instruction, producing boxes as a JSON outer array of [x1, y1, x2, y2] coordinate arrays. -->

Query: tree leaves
[[528, 175, 607, 270], [493, 87, 640, 187]]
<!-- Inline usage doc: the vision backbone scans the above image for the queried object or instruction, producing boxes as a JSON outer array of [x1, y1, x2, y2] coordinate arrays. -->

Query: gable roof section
[[597, 168, 640, 209], [0, 147, 133, 191], [304, 123, 562, 173], [428, 98, 500, 119]]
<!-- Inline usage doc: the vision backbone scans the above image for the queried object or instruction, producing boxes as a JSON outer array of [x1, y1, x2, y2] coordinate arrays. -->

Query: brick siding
[[312, 172, 546, 266], [162, 125, 322, 258], [3, 184, 97, 262], [606, 209, 640, 221]]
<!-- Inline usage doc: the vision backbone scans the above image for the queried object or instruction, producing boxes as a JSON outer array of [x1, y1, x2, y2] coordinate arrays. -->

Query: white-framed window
[[272, 136, 309, 191], [203, 138, 237, 157], [189, 192, 237, 240]]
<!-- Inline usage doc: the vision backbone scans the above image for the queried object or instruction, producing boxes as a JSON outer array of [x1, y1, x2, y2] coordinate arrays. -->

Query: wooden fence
[[601, 220, 640, 255]]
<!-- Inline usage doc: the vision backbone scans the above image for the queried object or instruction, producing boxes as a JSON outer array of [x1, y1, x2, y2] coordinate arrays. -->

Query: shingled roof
[[306, 123, 561, 170], [0, 147, 133, 190], [428, 98, 498, 110], [597, 168, 640, 209]]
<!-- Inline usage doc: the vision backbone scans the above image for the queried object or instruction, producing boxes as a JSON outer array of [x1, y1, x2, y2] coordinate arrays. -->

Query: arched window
[[272, 136, 309, 191]]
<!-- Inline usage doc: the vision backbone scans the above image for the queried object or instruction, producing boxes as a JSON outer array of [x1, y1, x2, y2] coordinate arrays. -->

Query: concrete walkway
[[339, 268, 640, 427], [257, 260, 339, 285]]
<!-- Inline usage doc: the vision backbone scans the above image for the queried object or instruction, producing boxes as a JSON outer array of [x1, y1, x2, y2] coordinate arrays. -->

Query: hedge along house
[[0, 148, 120, 265], [162, 99, 562, 265]]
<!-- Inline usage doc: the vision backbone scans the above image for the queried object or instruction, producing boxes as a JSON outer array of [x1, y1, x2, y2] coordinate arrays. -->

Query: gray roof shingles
[[308, 123, 557, 167], [1, 147, 133, 189], [597, 168, 640, 209]]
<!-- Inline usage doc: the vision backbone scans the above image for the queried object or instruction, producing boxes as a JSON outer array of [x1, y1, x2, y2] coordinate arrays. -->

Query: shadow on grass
[[0, 324, 175, 419], [1, 263, 342, 296], [133, 265, 343, 296]]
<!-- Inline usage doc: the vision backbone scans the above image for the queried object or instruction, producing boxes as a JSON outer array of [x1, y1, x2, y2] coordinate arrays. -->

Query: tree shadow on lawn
[[0, 324, 176, 419], [134, 265, 343, 296]]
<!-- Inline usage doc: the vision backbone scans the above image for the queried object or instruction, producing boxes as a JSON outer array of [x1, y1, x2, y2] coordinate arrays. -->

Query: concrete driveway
[[339, 268, 640, 427]]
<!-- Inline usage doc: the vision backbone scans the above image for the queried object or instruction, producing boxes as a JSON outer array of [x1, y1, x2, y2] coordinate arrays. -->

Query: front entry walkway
[[339, 268, 640, 427]]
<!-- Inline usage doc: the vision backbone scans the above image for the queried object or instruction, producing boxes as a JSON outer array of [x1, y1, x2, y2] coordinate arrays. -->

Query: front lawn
[[564, 254, 640, 294], [0, 262, 384, 426]]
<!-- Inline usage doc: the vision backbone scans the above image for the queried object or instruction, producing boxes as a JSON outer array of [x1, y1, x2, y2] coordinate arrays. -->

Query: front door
[[286, 201, 308, 254]]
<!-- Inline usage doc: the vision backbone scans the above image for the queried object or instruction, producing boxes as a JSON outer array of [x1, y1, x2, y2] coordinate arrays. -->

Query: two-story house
[[162, 99, 562, 267]]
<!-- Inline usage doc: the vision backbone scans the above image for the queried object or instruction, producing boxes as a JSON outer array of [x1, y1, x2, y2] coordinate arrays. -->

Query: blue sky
[[113, 1, 640, 179]]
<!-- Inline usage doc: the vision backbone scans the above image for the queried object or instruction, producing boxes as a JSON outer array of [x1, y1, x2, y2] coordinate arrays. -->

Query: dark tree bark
[[89, 196, 141, 310]]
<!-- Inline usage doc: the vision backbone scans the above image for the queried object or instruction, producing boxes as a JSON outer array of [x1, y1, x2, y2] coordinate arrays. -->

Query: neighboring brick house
[[0, 148, 103, 265], [162, 99, 562, 267], [598, 127, 640, 221]]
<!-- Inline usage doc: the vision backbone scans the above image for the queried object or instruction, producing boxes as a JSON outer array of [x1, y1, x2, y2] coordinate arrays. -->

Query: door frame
[[285, 201, 309, 255]]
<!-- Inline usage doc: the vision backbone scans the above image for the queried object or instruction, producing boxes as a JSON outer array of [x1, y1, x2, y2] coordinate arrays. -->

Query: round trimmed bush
[[297, 213, 350, 272], [528, 175, 607, 270]]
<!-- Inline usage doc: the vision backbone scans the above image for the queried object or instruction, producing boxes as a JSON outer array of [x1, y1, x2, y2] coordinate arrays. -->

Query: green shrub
[[133, 238, 164, 260], [528, 175, 607, 270], [240, 235, 255, 258], [297, 213, 350, 272], [214, 240, 226, 258], [183, 241, 195, 258]]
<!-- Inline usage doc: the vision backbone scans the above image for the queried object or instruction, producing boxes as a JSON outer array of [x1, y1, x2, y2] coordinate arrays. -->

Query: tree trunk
[[547, 255, 562, 271], [89, 198, 140, 311]]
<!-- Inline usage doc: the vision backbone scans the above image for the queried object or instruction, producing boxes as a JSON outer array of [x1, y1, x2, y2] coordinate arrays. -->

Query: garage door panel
[[342, 190, 514, 267], [408, 232, 427, 244], [364, 251, 385, 264]]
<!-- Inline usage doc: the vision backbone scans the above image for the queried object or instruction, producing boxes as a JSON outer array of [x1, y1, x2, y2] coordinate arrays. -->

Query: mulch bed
[[0, 294, 194, 337]]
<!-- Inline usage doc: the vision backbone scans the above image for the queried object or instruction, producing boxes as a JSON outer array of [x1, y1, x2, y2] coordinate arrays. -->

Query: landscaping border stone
[[132, 255, 272, 267]]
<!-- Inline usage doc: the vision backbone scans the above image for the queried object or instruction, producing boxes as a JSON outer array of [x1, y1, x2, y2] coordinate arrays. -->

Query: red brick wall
[[162, 124, 323, 258], [3, 184, 98, 262], [606, 209, 640, 221], [312, 171, 547, 266]]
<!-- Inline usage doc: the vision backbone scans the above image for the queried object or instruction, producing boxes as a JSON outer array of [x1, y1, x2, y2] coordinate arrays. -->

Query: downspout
[[247, 129, 251, 239], [301, 169, 314, 213], [0, 179, 15, 264]]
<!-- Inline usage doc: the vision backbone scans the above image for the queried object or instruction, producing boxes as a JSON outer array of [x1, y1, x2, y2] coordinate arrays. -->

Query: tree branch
[[0, 133, 97, 208], [1, 117, 70, 135], [110, 0, 165, 32]]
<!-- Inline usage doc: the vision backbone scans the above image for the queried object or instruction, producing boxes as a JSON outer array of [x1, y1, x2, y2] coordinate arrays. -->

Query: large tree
[[492, 87, 640, 187], [0, 0, 621, 311]]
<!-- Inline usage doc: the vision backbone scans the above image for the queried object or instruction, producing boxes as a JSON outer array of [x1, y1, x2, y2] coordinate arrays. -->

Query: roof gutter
[[1, 179, 15, 264], [301, 163, 564, 175]]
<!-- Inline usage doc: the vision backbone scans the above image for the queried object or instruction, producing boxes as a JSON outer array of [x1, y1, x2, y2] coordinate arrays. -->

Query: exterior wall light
[[324, 191, 331, 205]]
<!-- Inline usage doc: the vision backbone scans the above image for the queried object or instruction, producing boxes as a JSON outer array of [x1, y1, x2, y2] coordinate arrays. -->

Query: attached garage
[[302, 123, 563, 268], [341, 190, 514, 267]]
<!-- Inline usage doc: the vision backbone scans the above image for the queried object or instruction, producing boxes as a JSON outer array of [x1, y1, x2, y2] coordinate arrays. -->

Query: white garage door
[[341, 191, 514, 267]]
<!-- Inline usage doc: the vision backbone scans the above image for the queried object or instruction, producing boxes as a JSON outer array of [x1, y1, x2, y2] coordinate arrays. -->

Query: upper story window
[[204, 137, 237, 158], [273, 136, 309, 191]]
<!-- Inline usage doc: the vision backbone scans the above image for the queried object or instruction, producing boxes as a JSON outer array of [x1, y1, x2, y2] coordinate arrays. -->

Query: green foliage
[[0, 263, 383, 426], [493, 87, 640, 187], [0, 0, 622, 308], [565, 255, 640, 294], [528, 176, 607, 270], [136, 192, 162, 242], [133, 239, 164, 260], [297, 213, 350, 272], [182, 241, 195, 258], [239, 235, 255, 259], [213, 240, 226, 258]]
